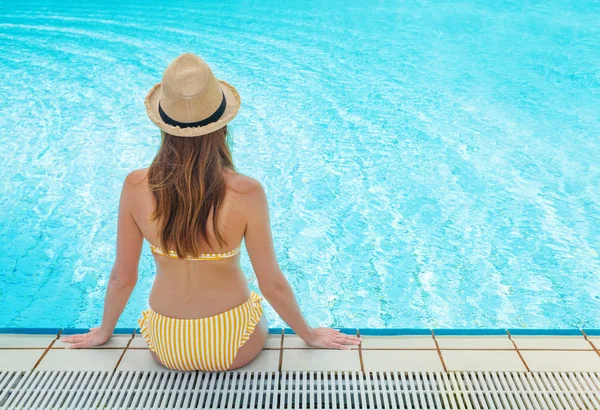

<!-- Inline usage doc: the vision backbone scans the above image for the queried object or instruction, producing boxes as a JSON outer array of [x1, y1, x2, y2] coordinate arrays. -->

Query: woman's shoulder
[[224, 171, 268, 217], [122, 168, 150, 193], [224, 170, 264, 196], [125, 167, 149, 184]]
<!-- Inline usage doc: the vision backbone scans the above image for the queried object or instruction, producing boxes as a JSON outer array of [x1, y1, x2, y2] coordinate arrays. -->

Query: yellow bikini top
[[149, 242, 242, 261]]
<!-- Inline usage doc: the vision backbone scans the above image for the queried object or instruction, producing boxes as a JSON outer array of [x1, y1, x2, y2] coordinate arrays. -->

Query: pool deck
[[2, 329, 600, 373]]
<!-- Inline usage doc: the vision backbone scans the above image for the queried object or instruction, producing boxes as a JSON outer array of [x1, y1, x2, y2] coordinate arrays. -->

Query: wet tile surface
[[281, 349, 360, 371], [521, 350, 600, 371], [362, 350, 444, 371], [442, 350, 526, 371]]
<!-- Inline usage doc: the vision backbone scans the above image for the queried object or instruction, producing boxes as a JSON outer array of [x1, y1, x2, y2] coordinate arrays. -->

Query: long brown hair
[[147, 125, 234, 259]]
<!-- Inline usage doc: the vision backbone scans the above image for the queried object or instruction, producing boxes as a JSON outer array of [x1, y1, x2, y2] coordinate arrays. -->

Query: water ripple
[[0, 0, 599, 329]]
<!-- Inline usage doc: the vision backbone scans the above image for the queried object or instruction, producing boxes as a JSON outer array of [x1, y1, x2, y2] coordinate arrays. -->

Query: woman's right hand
[[304, 328, 362, 349]]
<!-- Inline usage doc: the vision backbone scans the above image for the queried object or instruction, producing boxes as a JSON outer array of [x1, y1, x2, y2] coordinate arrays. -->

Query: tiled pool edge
[[2, 327, 600, 374]]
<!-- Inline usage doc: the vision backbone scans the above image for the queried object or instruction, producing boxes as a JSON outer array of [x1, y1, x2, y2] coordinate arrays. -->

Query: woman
[[62, 53, 361, 371]]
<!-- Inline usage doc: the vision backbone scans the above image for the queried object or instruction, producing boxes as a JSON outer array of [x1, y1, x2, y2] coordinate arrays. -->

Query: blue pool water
[[1, 0, 599, 329]]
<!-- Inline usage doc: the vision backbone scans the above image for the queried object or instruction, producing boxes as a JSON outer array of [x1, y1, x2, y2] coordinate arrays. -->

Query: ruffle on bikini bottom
[[137, 309, 155, 351], [238, 291, 264, 348]]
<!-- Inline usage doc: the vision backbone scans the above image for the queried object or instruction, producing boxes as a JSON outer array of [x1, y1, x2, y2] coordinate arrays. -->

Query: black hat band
[[158, 91, 226, 128]]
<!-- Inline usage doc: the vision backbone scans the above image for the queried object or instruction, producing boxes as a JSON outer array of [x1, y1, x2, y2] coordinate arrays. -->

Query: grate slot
[[579, 372, 600, 408], [133, 369, 154, 409], [35, 371, 65, 409], [472, 372, 490, 409], [223, 371, 237, 409], [0, 372, 25, 407], [2, 369, 43, 408], [553, 372, 581, 409]]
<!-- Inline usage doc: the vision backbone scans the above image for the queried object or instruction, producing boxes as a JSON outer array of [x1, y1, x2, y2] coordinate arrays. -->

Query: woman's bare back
[[126, 167, 260, 319]]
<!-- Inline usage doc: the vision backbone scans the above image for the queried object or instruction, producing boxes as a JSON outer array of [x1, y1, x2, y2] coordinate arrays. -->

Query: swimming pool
[[1, 0, 598, 329]]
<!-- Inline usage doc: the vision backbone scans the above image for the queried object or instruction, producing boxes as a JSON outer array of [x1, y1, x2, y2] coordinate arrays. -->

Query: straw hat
[[144, 53, 241, 137]]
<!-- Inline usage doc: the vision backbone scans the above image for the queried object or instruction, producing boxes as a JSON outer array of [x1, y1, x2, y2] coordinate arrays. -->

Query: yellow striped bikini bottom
[[137, 291, 264, 371]]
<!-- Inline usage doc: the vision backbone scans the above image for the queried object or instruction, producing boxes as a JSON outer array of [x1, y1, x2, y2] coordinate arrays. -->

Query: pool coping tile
[[36, 348, 124, 371], [52, 334, 132, 349], [264, 334, 283, 349], [442, 350, 527, 372], [435, 336, 514, 350], [511, 336, 592, 350], [359, 335, 437, 349], [128, 333, 150, 349], [283, 334, 359, 350], [4, 328, 600, 374], [238, 349, 281, 372], [362, 350, 444, 372], [281, 349, 360, 371], [0, 334, 57, 349], [0, 349, 46, 371], [586, 336, 600, 346], [520, 350, 600, 372]]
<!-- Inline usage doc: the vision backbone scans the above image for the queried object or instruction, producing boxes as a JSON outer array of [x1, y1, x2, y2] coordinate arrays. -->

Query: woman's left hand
[[61, 327, 112, 349]]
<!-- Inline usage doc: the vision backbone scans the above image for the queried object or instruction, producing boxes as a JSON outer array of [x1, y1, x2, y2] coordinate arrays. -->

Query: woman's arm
[[243, 180, 361, 349], [63, 171, 143, 348]]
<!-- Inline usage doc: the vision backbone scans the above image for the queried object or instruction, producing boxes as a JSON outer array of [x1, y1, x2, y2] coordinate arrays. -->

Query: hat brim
[[144, 79, 241, 137]]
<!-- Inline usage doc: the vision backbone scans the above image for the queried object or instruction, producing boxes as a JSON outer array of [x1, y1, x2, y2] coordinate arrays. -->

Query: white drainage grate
[[1, 371, 599, 409]]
